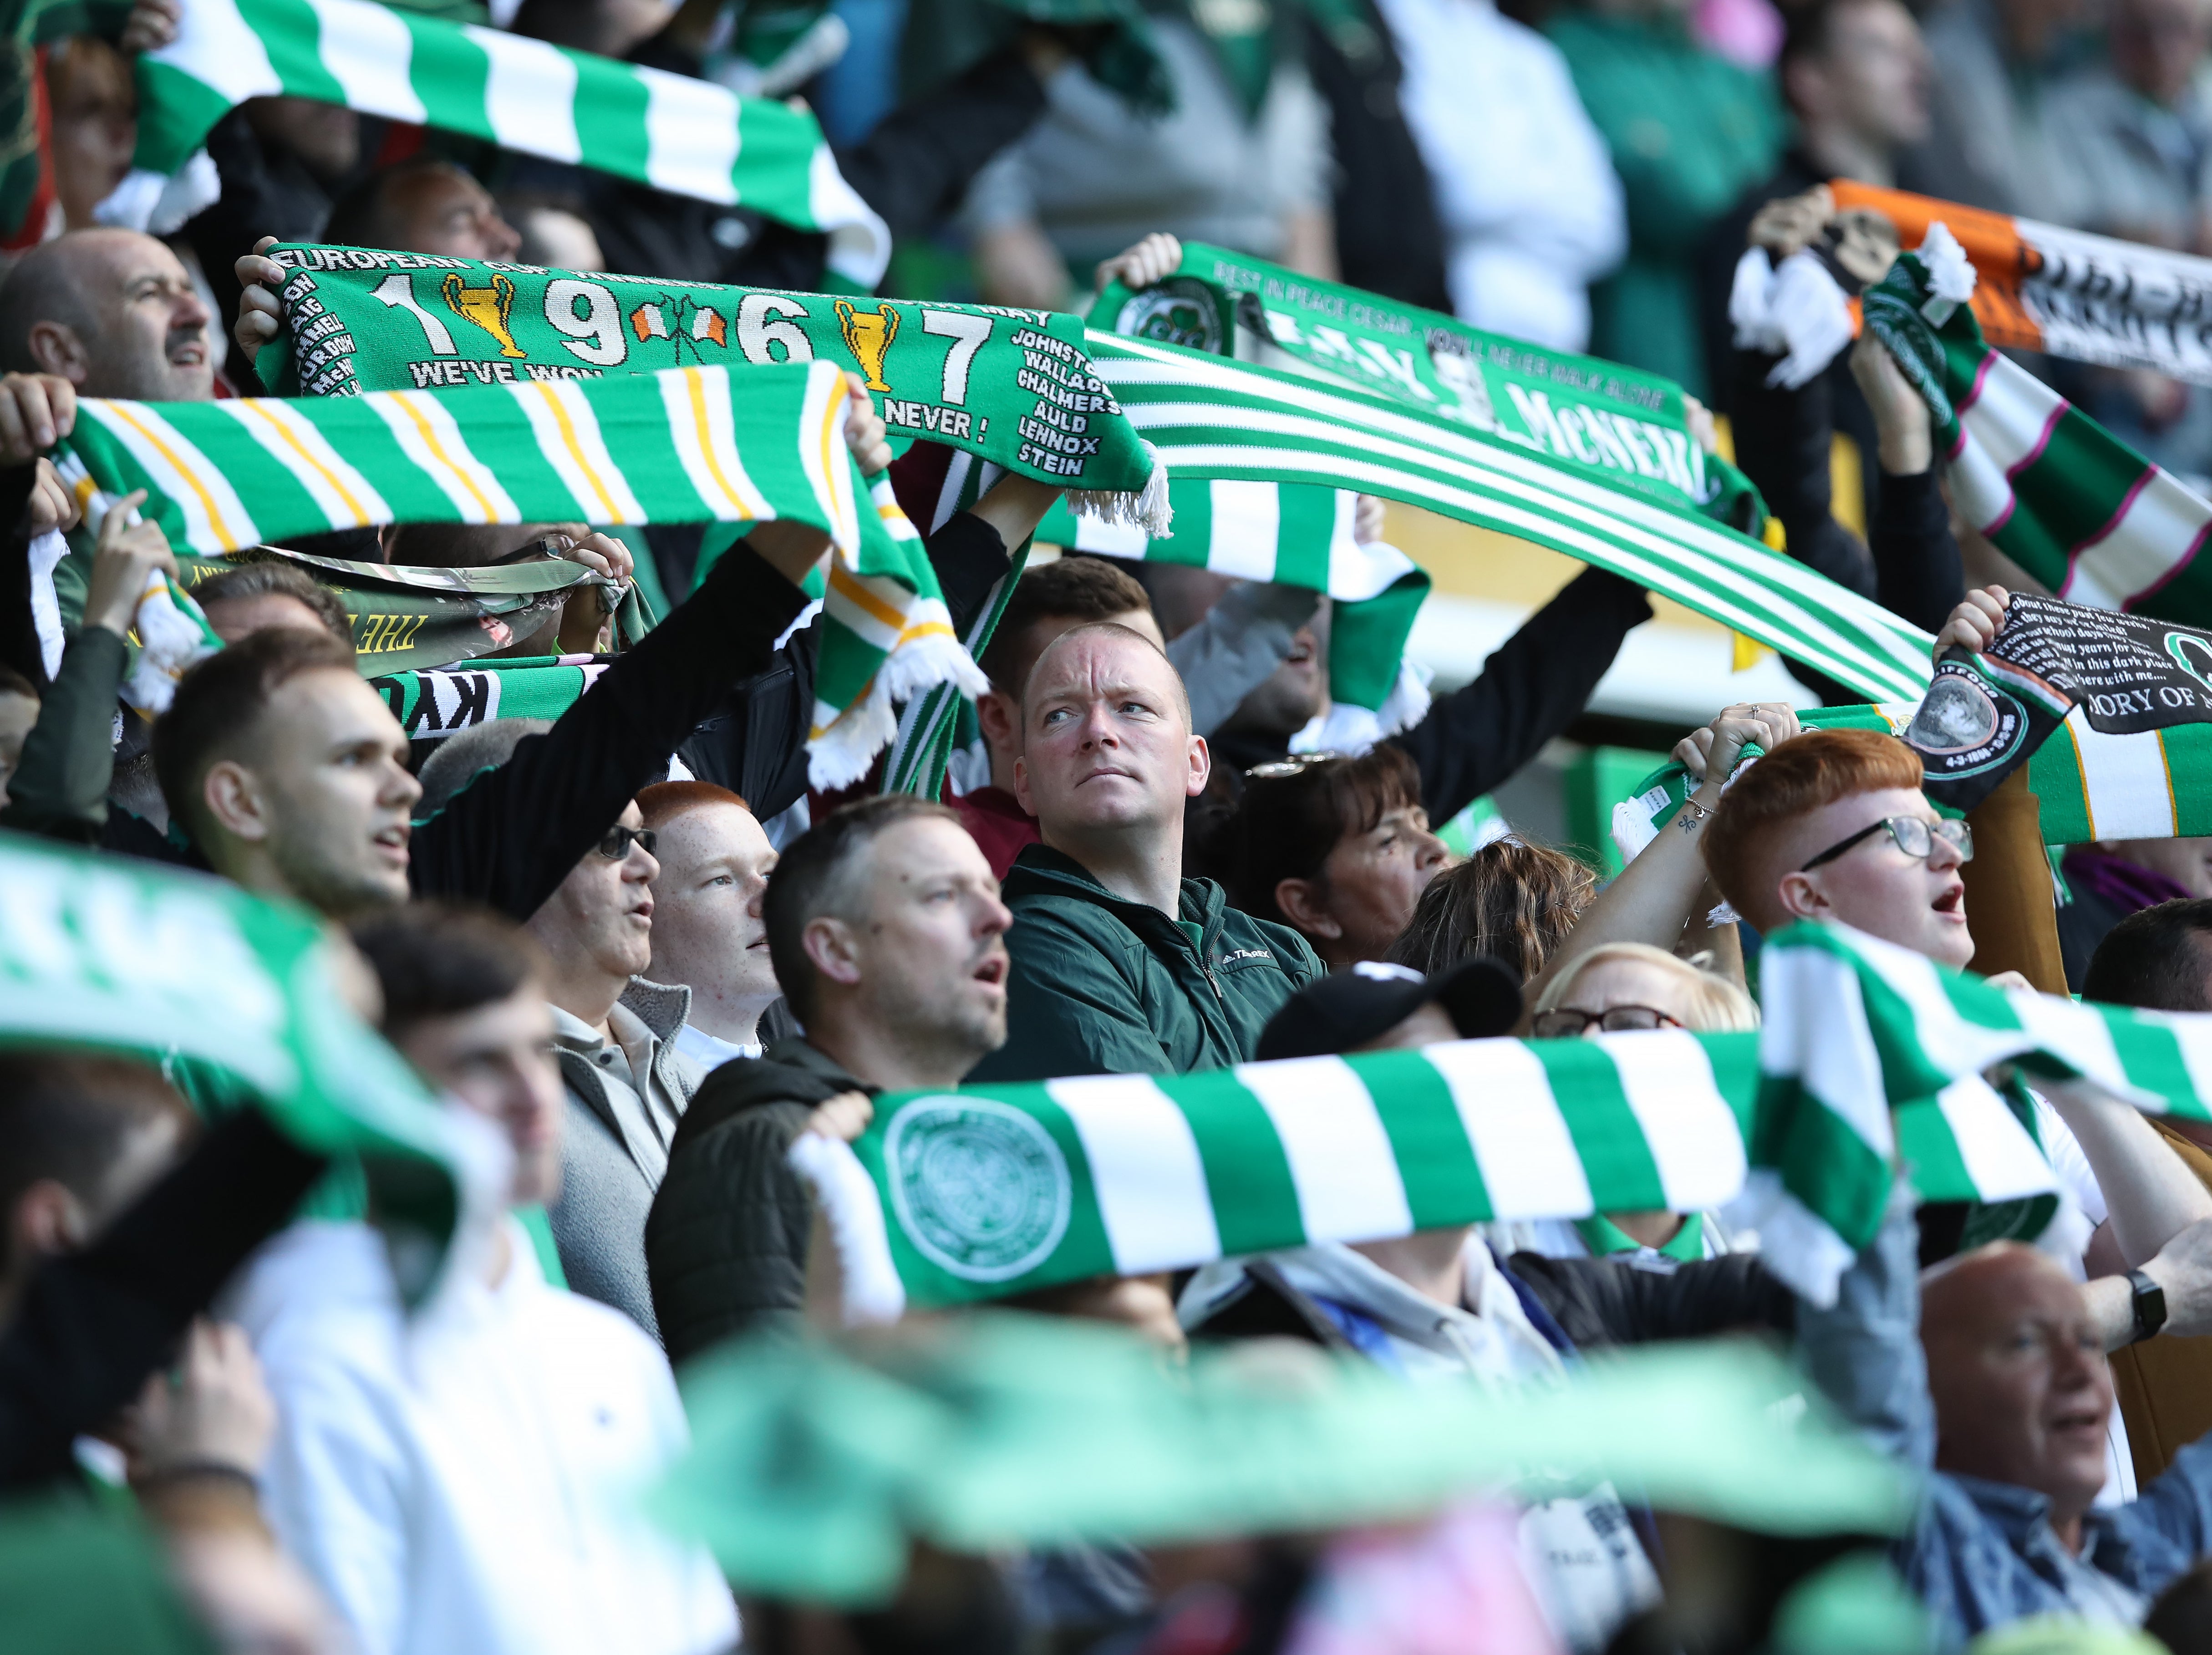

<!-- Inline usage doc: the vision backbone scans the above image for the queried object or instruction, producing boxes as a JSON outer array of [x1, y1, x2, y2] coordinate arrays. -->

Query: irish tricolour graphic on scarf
[[110, 0, 891, 289], [1863, 238, 2212, 626], [796, 922, 2212, 1314]]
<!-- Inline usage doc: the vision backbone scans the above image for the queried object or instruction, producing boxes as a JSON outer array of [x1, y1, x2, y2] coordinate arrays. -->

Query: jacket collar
[[547, 978, 693, 1052], [620, 977, 691, 1041], [762, 1035, 874, 1095], [1948, 1472, 2130, 1568], [1003, 843, 1228, 954]]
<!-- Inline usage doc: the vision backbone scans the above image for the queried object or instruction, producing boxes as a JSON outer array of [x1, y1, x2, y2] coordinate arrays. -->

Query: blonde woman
[[1489, 943, 1755, 1263]]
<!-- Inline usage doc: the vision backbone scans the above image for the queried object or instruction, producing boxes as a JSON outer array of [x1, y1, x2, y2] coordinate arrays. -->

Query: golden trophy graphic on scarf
[[441, 272, 526, 360], [834, 298, 899, 392]]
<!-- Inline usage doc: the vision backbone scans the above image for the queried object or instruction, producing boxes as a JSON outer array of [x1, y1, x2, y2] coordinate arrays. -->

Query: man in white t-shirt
[[231, 903, 739, 1655]]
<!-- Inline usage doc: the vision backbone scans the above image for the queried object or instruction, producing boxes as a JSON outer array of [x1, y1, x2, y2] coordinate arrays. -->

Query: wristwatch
[[2128, 1269, 2169, 1344]]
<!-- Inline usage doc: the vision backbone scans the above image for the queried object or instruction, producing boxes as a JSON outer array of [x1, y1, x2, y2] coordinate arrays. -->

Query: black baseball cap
[[1255, 957, 1523, 1063]]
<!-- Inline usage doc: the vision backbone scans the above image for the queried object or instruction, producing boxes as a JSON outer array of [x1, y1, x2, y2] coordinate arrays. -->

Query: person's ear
[[1012, 753, 1034, 816], [1775, 870, 1827, 921], [1274, 877, 1341, 941], [1781, 56, 1827, 122], [23, 321, 90, 386], [802, 915, 863, 990], [1185, 733, 1210, 798], [976, 689, 1018, 760], [201, 758, 272, 845], [9, 1179, 87, 1265]]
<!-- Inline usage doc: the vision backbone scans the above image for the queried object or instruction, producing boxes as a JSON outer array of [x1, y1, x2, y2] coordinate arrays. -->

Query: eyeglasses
[[1530, 1005, 1683, 1039], [1245, 752, 1353, 780], [1798, 815, 1972, 873], [597, 825, 658, 861]]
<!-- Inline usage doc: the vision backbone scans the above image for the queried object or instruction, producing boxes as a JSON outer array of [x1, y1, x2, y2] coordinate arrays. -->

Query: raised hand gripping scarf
[[795, 919, 2212, 1315], [1863, 240, 2212, 624], [49, 360, 970, 784], [1833, 179, 2212, 390], [107, 0, 892, 289], [0, 833, 507, 1304]]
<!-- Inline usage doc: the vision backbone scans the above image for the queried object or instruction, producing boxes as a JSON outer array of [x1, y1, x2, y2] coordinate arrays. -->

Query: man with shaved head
[[967, 620, 1322, 1082], [1799, 1093, 2212, 1642], [0, 229, 219, 635]]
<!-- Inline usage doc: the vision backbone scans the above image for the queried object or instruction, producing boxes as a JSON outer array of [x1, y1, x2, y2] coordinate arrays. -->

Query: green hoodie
[[968, 844, 1325, 1084]]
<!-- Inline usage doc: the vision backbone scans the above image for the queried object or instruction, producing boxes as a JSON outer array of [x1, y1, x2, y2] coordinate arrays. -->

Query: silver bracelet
[[1678, 799, 1713, 834]]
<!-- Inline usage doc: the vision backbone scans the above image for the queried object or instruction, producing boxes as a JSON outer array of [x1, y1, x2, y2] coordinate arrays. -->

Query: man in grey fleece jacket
[[526, 796, 704, 1340]]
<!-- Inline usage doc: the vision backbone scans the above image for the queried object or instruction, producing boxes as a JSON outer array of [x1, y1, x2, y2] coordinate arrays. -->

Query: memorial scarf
[[261, 244, 1167, 520], [1088, 242, 1770, 533], [108, 0, 892, 289], [796, 920, 2212, 1313], [47, 361, 971, 784], [1835, 179, 2212, 390], [1610, 698, 2212, 855], [1861, 240, 2212, 625], [1897, 593, 2212, 813], [0, 833, 506, 1305]]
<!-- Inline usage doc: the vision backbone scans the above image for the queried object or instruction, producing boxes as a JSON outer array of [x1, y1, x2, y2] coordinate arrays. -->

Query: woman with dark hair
[[1215, 747, 1450, 969], [1387, 837, 1598, 984]]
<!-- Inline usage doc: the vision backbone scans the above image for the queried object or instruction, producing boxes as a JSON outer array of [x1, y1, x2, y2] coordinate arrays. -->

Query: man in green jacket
[[969, 621, 1324, 1084]]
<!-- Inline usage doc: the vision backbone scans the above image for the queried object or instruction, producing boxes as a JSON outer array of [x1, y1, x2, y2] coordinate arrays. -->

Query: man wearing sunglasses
[[522, 807, 702, 1338]]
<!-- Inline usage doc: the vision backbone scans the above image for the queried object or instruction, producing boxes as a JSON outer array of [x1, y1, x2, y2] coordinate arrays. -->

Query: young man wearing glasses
[[1699, 723, 1979, 968]]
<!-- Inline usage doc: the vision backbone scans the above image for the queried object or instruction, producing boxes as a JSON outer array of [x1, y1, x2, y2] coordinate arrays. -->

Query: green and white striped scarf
[[0, 832, 505, 1304], [110, 0, 892, 289], [49, 361, 968, 784], [1865, 242, 2212, 623], [1610, 701, 2212, 856], [1082, 329, 1937, 706], [798, 920, 2212, 1315], [1089, 242, 1770, 533]]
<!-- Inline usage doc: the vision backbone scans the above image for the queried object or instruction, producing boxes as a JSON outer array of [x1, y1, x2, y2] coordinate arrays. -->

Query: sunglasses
[[1245, 752, 1353, 780], [597, 825, 658, 861], [1531, 1005, 1683, 1039], [1798, 815, 1972, 873]]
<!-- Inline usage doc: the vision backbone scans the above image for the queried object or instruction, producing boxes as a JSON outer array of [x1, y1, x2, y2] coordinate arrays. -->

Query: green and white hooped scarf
[[795, 920, 2212, 1319], [0, 833, 507, 1306], [104, 0, 892, 289], [49, 359, 966, 784]]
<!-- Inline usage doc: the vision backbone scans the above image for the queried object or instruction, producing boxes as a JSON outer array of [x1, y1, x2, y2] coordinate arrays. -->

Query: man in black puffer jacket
[[645, 793, 1015, 1366]]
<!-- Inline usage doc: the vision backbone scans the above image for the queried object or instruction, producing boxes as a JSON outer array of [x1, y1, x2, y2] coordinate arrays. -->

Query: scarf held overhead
[[1079, 327, 1935, 705], [112, 0, 891, 288], [1898, 592, 2212, 814], [1089, 242, 1768, 534], [1860, 237, 2212, 626], [50, 361, 969, 784], [1834, 179, 2212, 390], [262, 244, 1166, 525]]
